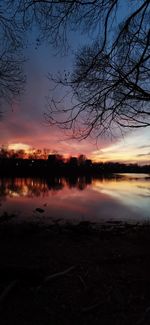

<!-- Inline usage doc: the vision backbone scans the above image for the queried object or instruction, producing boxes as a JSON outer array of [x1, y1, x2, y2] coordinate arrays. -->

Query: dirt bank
[[0, 221, 150, 325]]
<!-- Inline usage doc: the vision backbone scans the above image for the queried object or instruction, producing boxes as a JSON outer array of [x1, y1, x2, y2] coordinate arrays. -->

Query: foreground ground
[[0, 220, 150, 324]]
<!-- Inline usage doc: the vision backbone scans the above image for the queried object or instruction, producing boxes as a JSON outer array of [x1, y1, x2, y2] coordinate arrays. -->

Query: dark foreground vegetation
[[0, 154, 150, 176], [1, 218, 150, 325]]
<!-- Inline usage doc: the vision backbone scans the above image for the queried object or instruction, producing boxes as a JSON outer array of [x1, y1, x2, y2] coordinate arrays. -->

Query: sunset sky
[[0, 28, 150, 164]]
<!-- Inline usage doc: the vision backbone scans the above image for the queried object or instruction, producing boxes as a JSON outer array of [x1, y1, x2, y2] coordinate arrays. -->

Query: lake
[[0, 174, 150, 224]]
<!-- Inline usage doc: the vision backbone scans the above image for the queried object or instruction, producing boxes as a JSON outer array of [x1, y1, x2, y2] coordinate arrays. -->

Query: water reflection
[[93, 176, 150, 214], [0, 178, 49, 198], [0, 176, 92, 198], [0, 175, 96, 198], [0, 174, 149, 223]]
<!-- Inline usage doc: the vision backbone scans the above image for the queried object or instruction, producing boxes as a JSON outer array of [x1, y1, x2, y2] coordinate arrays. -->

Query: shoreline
[[1, 220, 150, 324]]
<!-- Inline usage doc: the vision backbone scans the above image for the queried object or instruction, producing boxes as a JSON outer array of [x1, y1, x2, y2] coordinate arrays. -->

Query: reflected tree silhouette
[[0, 176, 92, 199]]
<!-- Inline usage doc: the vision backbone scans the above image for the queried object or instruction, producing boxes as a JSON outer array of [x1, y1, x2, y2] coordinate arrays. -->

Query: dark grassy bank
[[0, 220, 150, 324]]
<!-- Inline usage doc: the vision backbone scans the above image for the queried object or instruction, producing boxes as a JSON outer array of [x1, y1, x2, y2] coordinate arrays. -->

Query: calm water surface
[[0, 174, 150, 224]]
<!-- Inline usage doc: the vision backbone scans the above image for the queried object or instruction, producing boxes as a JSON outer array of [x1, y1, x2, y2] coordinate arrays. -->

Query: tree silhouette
[[1, 1, 150, 138], [0, 1, 25, 116], [41, 0, 150, 139]]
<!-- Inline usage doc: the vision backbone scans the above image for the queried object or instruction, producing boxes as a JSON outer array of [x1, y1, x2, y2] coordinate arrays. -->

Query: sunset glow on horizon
[[1, 127, 150, 165], [0, 29, 149, 165], [8, 143, 31, 152]]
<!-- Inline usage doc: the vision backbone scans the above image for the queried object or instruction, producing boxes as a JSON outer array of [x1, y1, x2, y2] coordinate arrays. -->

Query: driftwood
[[37, 265, 75, 291], [0, 280, 18, 305], [78, 275, 87, 290], [82, 301, 103, 313]]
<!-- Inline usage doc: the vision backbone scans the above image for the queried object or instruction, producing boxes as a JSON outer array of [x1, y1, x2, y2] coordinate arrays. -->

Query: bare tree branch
[[0, 1, 25, 116], [2, 0, 150, 138]]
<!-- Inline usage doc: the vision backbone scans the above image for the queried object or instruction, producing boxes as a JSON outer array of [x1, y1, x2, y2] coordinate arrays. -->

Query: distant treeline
[[0, 154, 150, 176]]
